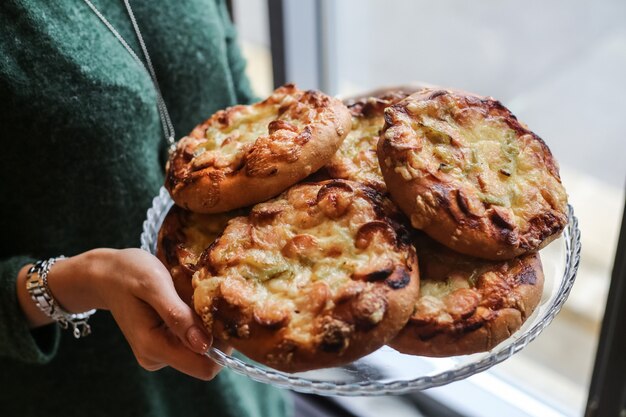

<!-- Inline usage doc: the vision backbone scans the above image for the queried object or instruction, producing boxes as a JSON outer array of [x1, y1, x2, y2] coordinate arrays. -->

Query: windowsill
[[321, 367, 576, 417]]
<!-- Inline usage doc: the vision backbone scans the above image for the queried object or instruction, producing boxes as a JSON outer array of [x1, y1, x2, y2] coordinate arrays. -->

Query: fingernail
[[186, 326, 212, 354]]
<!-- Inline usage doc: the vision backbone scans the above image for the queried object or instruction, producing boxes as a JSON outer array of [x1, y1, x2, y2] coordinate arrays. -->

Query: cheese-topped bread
[[166, 84, 351, 213], [192, 180, 420, 372], [326, 91, 410, 191], [378, 89, 568, 260], [389, 233, 544, 356], [156, 205, 246, 305]]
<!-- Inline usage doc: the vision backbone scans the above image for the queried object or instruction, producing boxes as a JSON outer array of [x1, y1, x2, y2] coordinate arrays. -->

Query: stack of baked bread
[[157, 84, 568, 372]]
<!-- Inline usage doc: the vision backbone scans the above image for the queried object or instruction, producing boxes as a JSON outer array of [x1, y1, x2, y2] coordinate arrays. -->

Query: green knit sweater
[[0, 1, 289, 416]]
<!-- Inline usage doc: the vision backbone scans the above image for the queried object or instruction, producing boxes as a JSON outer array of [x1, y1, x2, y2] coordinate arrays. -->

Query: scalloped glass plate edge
[[140, 187, 581, 396]]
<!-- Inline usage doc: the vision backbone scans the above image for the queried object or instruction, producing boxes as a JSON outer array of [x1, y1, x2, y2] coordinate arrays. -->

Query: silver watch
[[26, 257, 96, 338]]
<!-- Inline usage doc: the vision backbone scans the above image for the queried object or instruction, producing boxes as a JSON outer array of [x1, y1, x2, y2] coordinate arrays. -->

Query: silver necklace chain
[[82, 0, 176, 151]]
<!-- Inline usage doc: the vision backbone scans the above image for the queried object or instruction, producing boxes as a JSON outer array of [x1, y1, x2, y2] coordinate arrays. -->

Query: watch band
[[26, 257, 96, 338]]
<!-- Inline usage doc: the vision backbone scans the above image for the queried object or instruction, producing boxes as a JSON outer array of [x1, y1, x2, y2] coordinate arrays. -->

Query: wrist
[[16, 248, 118, 329], [25, 257, 96, 338], [46, 248, 117, 312]]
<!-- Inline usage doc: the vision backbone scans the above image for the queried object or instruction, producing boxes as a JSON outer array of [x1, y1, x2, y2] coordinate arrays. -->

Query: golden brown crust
[[389, 233, 544, 356], [192, 180, 420, 372], [378, 88, 568, 260], [166, 84, 352, 213], [326, 91, 412, 191], [156, 205, 246, 306]]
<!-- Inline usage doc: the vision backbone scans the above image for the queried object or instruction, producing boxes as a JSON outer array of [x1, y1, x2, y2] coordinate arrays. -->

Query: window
[[232, 0, 273, 97], [232, 1, 626, 414]]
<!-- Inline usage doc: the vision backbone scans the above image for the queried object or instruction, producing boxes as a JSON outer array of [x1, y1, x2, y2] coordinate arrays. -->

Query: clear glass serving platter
[[140, 186, 581, 396]]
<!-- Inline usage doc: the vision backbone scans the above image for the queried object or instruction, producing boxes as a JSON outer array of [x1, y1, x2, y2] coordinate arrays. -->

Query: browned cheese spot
[[318, 316, 353, 353], [443, 288, 480, 320], [316, 181, 355, 219], [250, 203, 284, 225], [490, 206, 516, 230], [299, 281, 330, 315], [478, 272, 512, 310], [355, 221, 397, 250], [351, 289, 388, 330], [253, 302, 290, 329], [516, 264, 538, 285], [244, 141, 280, 177], [281, 234, 321, 262], [268, 120, 299, 134]]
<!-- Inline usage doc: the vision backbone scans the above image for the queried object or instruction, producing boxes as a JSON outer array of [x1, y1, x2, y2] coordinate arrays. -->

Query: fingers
[[113, 299, 222, 381], [134, 329, 230, 381], [128, 255, 212, 355], [105, 249, 222, 380], [145, 324, 222, 381], [153, 296, 211, 354], [138, 321, 231, 380], [136, 357, 167, 372]]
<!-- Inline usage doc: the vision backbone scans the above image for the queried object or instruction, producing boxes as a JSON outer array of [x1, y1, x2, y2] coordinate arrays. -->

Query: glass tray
[[140, 186, 581, 396]]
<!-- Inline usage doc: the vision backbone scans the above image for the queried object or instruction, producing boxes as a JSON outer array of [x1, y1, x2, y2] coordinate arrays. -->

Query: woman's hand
[[17, 248, 226, 381]]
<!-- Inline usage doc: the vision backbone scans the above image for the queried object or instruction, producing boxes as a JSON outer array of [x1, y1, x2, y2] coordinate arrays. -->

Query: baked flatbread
[[166, 84, 351, 213], [193, 180, 420, 372], [390, 233, 544, 356], [156, 205, 245, 305], [326, 91, 410, 191], [378, 88, 568, 260]]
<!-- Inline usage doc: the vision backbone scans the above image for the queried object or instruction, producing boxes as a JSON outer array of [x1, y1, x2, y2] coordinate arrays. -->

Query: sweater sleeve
[[216, 0, 258, 104], [0, 255, 60, 364]]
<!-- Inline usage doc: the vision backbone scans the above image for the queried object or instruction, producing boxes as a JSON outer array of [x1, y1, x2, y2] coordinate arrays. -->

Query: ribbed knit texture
[[0, 1, 289, 416]]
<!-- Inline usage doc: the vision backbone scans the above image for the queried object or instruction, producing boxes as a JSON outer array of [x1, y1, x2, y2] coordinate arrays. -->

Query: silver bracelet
[[25, 256, 96, 338]]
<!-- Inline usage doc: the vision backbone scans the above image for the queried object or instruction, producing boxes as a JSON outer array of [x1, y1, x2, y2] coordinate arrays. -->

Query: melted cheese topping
[[190, 92, 307, 171], [199, 107, 278, 166], [416, 267, 478, 325], [328, 115, 385, 189], [193, 182, 409, 344], [181, 211, 242, 265], [420, 274, 472, 298], [410, 234, 534, 325], [390, 94, 568, 228]]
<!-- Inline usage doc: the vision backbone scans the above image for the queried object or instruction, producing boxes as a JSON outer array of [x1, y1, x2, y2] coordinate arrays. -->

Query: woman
[[0, 1, 290, 416]]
